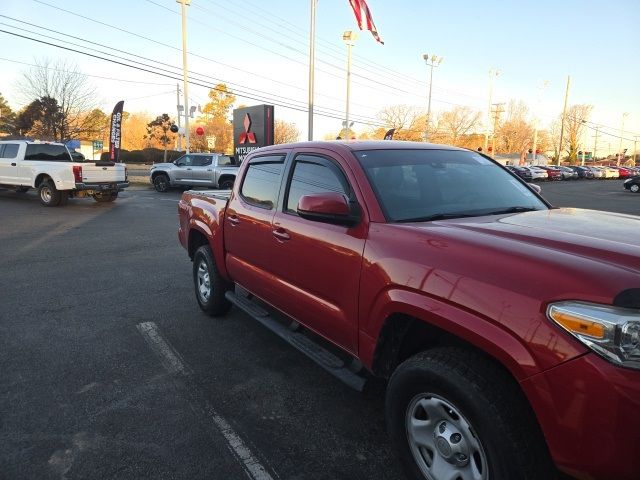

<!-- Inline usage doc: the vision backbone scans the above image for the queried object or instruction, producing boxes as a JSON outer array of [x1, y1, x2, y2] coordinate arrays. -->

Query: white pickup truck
[[0, 140, 129, 206]]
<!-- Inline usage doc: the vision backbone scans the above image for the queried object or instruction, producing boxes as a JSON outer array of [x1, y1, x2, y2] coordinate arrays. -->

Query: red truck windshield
[[355, 149, 548, 222]]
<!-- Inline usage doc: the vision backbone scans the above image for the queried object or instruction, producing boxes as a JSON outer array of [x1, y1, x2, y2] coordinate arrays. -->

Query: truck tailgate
[[80, 163, 126, 183]]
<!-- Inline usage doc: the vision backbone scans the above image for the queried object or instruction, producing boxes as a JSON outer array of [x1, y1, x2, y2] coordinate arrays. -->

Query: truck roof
[[252, 140, 466, 155], [0, 139, 66, 146]]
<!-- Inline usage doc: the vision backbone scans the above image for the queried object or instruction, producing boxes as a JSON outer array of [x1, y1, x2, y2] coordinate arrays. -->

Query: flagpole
[[307, 0, 316, 141]]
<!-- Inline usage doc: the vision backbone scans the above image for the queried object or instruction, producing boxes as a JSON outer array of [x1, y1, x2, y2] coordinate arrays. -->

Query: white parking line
[[137, 322, 189, 375], [136, 321, 274, 480]]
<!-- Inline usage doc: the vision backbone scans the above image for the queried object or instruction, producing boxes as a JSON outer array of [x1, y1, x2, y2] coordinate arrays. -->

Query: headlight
[[548, 301, 640, 370]]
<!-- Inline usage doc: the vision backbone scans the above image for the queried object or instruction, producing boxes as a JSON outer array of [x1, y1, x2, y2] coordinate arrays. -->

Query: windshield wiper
[[397, 213, 478, 223], [485, 206, 540, 215]]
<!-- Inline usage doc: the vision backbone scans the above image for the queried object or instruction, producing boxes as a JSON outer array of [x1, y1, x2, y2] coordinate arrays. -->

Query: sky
[[0, 0, 639, 153]]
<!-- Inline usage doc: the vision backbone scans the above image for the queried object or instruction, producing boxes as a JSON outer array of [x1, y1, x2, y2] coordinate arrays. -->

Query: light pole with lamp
[[422, 54, 443, 142], [177, 0, 191, 153], [342, 30, 358, 140], [484, 68, 500, 152], [618, 112, 629, 165]]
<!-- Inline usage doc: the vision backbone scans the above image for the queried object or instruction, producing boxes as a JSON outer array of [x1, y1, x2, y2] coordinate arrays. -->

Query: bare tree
[[274, 119, 300, 144], [496, 100, 534, 154], [18, 58, 99, 141], [436, 106, 481, 145], [564, 104, 593, 163], [378, 105, 424, 141]]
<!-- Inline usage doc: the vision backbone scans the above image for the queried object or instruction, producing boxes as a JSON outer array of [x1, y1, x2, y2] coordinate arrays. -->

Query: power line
[[0, 28, 395, 130], [0, 56, 174, 86]]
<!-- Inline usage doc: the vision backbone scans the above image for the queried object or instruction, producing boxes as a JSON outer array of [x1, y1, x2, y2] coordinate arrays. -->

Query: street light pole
[[557, 75, 571, 166], [177, 0, 191, 154], [618, 112, 629, 166], [531, 80, 549, 164], [422, 54, 443, 142], [484, 68, 499, 152], [343, 31, 357, 140]]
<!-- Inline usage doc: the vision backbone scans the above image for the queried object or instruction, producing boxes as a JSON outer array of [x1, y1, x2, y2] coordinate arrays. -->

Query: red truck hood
[[423, 208, 640, 274]]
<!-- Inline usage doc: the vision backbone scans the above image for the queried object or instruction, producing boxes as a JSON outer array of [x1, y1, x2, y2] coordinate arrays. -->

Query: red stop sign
[[195, 126, 205, 136]]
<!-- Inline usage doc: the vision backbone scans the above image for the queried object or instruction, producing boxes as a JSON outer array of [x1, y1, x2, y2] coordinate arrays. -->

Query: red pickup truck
[[178, 141, 640, 480]]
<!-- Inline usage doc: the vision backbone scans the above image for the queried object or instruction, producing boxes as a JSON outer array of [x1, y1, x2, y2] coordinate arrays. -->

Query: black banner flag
[[383, 128, 395, 140], [109, 100, 124, 162]]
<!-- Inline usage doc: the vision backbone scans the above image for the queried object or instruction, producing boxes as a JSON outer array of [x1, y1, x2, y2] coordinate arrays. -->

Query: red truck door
[[268, 150, 368, 353], [224, 154, 287, 295]]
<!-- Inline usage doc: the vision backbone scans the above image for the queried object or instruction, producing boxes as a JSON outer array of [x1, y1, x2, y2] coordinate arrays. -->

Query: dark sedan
[[558, 166, 579, 180], [570, 166, 595, 179], [623, 175, 640, 193], [506, 165, 533, 181]]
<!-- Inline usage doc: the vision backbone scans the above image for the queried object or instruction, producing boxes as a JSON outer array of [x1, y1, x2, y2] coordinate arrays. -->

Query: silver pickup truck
[[149, 153, 238, 192]]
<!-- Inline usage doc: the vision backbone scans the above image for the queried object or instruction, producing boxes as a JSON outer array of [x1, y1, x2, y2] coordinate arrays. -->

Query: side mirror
[[297, 192, 360, 226], [528, 183, 542, 194]]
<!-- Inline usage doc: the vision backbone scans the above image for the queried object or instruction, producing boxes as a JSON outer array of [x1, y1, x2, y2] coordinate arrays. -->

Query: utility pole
[[484, 68, 499, 152], [177, 0, 191, 153], [618, 112, 629, 166], [176, 83, 183, 151], [557, 75, 571, 166], [307, 0, 317, 141], [633, 135, 639, 165], [592, 126, 599, 162], [491, 102, 504, 155]]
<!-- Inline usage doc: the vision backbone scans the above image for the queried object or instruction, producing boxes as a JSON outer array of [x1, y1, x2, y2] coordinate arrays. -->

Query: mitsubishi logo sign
[[238, 113, 257, 144], [233, 105, 274, 163]]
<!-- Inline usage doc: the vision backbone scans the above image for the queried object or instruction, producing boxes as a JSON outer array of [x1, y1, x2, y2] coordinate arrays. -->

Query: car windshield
[[355, 149, 548, 222]]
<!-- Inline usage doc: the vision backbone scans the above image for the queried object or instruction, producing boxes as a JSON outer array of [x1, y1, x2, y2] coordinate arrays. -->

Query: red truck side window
[[285, 155, 349, 213], [240, 155, 285, 210]]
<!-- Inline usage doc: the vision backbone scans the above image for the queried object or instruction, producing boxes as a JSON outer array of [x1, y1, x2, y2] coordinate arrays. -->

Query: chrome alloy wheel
[[406, 393, 489, 480], [196, 259, 211, 303]]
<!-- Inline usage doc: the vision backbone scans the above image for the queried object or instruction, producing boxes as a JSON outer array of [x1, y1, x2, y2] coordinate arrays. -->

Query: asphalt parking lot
[[0, 179, 637, 480]]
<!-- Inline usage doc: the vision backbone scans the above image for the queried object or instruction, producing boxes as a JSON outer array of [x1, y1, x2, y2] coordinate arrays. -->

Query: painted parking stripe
[[136, 322, 274, 480], [137, 322, 189, 375]]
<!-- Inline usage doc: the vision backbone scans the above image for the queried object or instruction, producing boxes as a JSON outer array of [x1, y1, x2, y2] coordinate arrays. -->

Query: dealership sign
[[233, 105, 274, 163]]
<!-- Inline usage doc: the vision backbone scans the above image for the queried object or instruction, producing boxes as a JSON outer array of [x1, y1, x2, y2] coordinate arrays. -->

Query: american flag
[[348, 0, 384, 44]]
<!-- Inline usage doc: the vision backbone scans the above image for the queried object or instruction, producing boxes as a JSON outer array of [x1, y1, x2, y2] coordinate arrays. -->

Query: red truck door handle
[[228, 214, 240, 226], [272, 228, 290, 241]]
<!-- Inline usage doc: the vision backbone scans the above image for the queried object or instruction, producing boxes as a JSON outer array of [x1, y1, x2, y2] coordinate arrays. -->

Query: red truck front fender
[[360, 288, 544, 382]]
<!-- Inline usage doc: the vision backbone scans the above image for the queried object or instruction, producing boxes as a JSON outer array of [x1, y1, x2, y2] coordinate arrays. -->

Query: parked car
[[149, 153, 238, 192], [505, 165, 532, 181], [623, 175, 640, 193], [526, 166, 548, 181], [538, 165, 563, 181], [612, 166, 634, 178], [558, 166, 578, 180], [588, 166, 605, 178], [600, 166, 620, 179], [178, 140, 640, 480], [570, 166, 595, 179], [0, 140, 128, 206]]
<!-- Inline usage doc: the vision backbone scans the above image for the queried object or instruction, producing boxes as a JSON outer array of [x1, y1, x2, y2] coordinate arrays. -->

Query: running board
[[225, 290, 366, 392]]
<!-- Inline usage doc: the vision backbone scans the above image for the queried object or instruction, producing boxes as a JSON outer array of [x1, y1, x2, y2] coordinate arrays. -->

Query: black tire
[[630, 184, 639, 193], [386, 347, 554, 480], [219, 178, 234, 190], [38, 179, 63, 207], [93, 191, 118, 202], [15, 186, 30, 193], [153, 174, 170, 192], [193, 245, 232, 316]]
